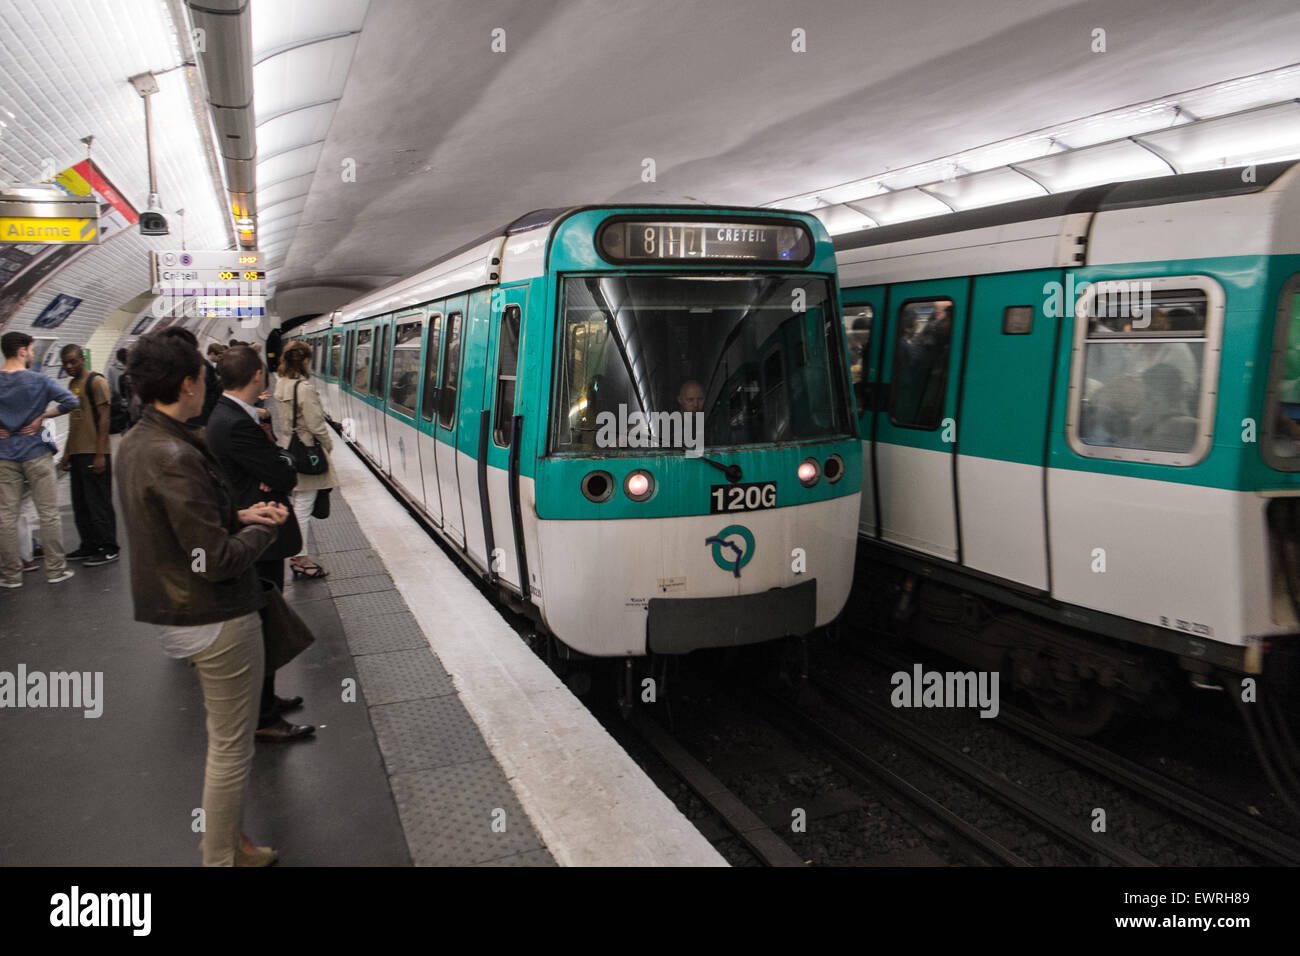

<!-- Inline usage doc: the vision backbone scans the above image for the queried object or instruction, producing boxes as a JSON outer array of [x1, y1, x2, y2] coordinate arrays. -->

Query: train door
[[416, 306, 445, 526], [456, 289, 493, 571], [370, 317, 392, 475], [435, 299, 467, 548], [340, 326, 360, 443], [482, 287, 527, 589], [873, 280, 968, 561], [349, 321, 375, 454], [954, 271, 1058, 590], [326, 330, 342, 421], [384, 309, 425, 501], [841, 289, 885, 537]]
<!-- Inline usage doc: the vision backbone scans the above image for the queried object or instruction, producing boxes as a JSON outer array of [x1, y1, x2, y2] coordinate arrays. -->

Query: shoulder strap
[[84, 372, 104, 434], [293, 380, 301, 427]]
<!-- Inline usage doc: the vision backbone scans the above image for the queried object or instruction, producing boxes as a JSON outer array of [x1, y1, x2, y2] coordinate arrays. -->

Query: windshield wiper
[[696, 455, 743, 484]]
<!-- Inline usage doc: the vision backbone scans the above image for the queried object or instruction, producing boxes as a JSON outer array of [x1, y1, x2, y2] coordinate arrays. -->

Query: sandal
[[290, 560, 329, 580]]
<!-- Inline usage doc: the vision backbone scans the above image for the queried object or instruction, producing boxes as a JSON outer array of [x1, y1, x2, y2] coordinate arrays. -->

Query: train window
[[421, 313, 443, 423], [438, 312, 463, 429], [1263, 276, 1300, 470], [761, 348, 791, 440], [552, 275, 851, 452], [843, 304, 873, 416], [353, 328, 372, 394], [330, 333, 341, 379], [389, 319, 423, 417], [343, 330, 354, 384], [889, 299, 953, 430], [493, 305, 522, 447], [1003, 306, 1033, 335], [372, 323, 389, 397], [1071, 279, 1222, 465]]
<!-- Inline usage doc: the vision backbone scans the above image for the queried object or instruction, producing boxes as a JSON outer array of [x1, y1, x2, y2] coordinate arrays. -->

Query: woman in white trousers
[[273, 340, 338, 579]]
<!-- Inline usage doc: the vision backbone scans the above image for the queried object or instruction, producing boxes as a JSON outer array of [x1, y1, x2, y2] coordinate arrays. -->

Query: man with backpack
[[107, 347, 135, 432], [58, 344, 119, 566]]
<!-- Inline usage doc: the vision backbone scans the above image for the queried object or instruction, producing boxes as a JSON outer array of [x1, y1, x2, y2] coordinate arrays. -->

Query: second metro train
[[834, 160, 1300, 735], [294, 206, 862, 659]]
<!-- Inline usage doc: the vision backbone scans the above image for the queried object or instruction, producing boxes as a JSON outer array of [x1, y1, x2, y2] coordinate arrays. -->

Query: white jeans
[[293, 488, 315, 556]]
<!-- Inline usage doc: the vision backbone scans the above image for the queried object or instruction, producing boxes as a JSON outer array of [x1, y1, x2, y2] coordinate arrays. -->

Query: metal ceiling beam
[[186, 0, 258, 247]]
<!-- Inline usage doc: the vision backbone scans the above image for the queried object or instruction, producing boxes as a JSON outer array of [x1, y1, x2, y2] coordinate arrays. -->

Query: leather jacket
[[117, 406, 279, 626]]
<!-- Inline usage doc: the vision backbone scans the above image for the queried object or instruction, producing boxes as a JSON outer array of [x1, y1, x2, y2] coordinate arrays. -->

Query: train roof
[[833, 161, 1298, 252]]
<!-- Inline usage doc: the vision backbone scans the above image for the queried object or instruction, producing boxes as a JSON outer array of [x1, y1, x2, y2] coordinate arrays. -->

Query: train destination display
[[598, 219, 813, 264]]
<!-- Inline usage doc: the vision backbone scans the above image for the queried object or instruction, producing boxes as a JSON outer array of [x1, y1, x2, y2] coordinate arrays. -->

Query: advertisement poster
[[32, 292, 81, 328]]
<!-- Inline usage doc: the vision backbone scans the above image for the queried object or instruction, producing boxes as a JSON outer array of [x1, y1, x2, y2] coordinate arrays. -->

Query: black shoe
[[84, 550, 120, 567], [255, 718, 315, 742], [66, 547, 97, 561], [272, 695, 304, 716]]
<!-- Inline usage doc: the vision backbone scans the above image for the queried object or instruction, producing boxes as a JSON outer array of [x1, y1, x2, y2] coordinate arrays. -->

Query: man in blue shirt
[[0, 331, 81, 588]]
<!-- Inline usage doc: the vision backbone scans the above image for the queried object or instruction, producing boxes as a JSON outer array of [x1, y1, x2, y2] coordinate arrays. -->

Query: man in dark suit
[[207, 345, 315, 741]]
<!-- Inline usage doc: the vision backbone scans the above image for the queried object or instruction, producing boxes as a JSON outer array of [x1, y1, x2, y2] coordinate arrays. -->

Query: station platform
[[0, 438, 724, 867]]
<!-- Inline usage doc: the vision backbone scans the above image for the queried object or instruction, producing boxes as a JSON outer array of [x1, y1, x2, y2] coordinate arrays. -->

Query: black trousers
[[256, 557, 285, 726], [69, 453, 118, 552]]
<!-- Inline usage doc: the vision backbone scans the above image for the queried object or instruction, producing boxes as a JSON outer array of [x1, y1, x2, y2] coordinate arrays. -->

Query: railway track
[[626, 710, 808, 867], [993, 703, 1300, 866], [755, 691, 1032, 866], [845, 641, 1300, 866], [763, 682, 1155, 866]]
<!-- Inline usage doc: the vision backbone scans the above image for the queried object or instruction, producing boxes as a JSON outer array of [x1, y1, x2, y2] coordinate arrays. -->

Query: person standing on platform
[[117, 330, 287, 866], [273, 340, 334, 580], [107, 347, 128, 399], [160, 328, 221, 427], [207, 345, 314, 742], [58, 344, 119, 566], [0, 332, 80, 588]]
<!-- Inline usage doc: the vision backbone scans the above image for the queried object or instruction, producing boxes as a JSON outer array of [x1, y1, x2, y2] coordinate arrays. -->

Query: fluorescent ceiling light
[[766, 63, 1300, 233], [851, 188, 952, 225], [815, 205, 877, 236], [1052, 103, 1187, 150], [1139, 101, 1300, 172], [1177, 65, 1300, 119], [1014, 139, 1171, 192], [924, 166, 1046, 210]]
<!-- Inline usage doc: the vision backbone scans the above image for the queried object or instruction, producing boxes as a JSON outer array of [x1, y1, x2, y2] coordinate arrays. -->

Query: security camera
[[139, 211, 169, 236]]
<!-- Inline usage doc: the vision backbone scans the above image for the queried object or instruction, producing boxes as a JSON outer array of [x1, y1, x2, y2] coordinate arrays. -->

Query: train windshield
[[1267, 283, 1300, 470], [552, 274, 851, 454]]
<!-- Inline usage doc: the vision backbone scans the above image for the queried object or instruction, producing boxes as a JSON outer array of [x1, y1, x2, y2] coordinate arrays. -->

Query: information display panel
[[597, 219, 813, 266]]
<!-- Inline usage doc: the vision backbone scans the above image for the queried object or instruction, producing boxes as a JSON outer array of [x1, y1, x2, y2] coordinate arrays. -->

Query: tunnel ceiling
[[4, 0, 1300, 343]]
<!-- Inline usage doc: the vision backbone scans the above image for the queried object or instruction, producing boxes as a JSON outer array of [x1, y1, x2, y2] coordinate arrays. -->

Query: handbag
[[312, 488, 332, 520], [258, 578, 316, 670], [288, 381, 328, 475]]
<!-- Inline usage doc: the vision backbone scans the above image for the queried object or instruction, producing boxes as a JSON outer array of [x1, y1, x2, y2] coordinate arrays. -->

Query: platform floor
[[0, 436, 723, 866]]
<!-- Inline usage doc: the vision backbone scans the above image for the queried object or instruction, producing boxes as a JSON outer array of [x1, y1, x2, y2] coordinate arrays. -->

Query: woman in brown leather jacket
[[117, 331, 288, 867]]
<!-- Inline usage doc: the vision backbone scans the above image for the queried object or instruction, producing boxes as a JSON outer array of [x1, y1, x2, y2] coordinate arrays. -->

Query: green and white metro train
[[835, 161, 1300, 732], [294, 206, 861, 658]]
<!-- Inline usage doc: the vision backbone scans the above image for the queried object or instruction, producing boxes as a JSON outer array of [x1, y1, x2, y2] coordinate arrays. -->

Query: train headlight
[[624, 470, 655, 501], [581, 470, 614, 503], [823, 454, 844, 484], [797, 458, 820, 487]]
